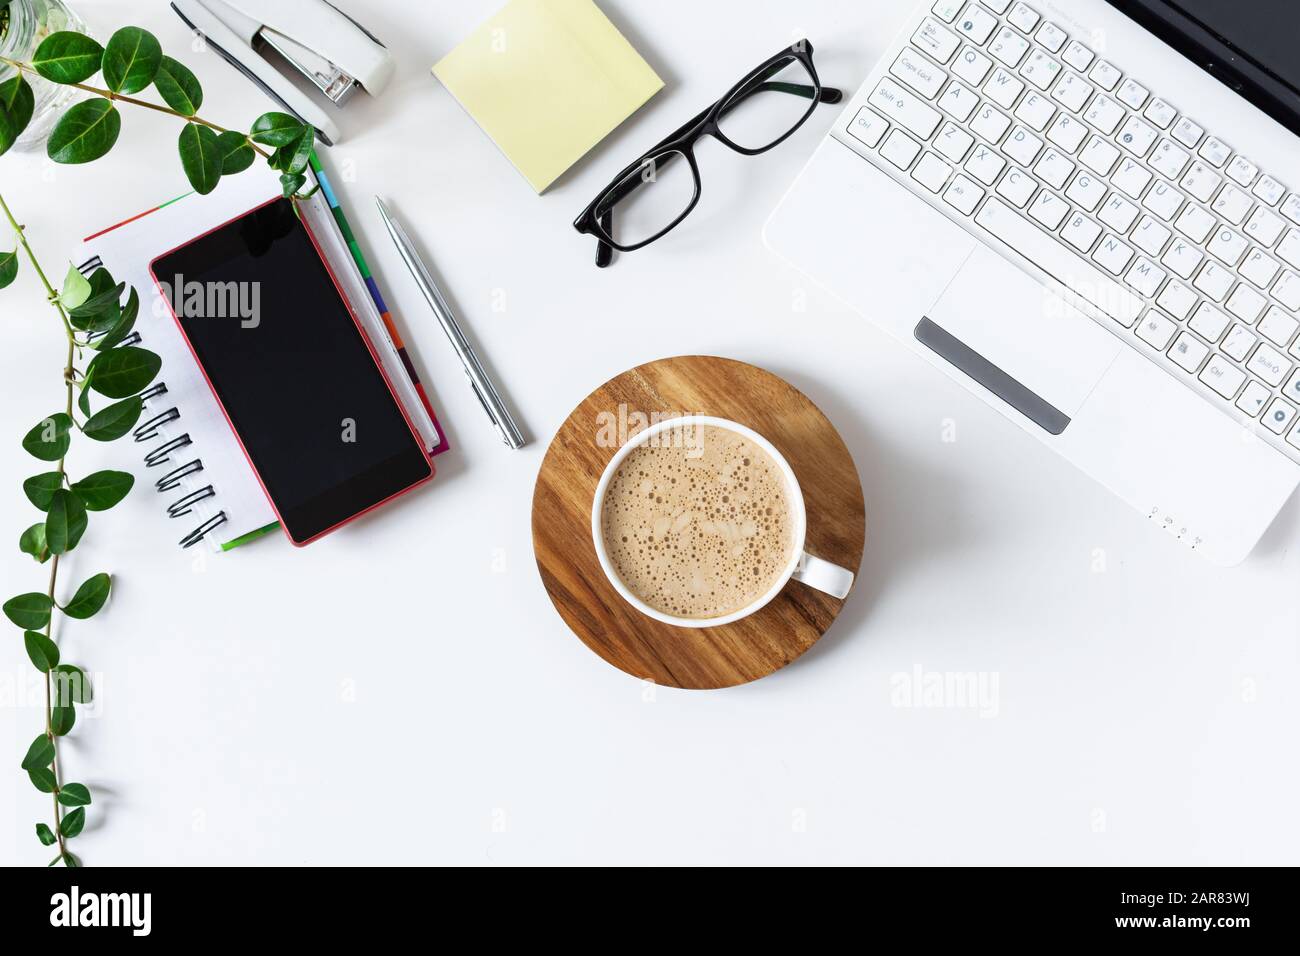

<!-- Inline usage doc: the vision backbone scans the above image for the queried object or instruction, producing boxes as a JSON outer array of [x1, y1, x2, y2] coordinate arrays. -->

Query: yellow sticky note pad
[[433, 0, 663, 193]]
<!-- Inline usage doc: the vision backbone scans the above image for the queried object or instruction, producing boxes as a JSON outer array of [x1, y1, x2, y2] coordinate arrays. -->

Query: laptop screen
[[1163, 0, 1300, 96]]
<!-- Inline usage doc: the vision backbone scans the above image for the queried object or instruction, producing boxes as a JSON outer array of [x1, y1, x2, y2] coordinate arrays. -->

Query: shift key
[[870, 78, 942, 140]]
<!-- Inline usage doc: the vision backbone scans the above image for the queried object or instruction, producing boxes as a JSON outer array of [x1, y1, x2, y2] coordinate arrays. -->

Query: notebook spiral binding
[[80, 257, 228, 549]]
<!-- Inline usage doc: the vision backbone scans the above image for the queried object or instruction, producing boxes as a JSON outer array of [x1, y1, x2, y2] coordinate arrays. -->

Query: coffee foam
[[601, 425, 793, 620]]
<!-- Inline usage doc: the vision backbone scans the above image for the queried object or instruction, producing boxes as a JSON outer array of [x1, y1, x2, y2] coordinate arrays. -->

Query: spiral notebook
[[80, 159, 448, 551]]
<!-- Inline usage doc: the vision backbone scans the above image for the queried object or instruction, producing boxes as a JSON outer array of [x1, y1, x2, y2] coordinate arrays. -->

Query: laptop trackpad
[[922, 246, 1122, 431]]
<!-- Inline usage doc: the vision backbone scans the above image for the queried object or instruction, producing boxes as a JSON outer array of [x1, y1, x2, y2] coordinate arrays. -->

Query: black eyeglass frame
[[573, 40, 842, 266]]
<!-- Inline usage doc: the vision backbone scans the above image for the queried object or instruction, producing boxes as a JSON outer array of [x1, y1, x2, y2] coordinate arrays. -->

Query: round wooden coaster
[[532, 356, 865, 689]]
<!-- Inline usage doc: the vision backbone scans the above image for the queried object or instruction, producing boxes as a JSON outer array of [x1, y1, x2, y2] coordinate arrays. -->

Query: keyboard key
[[932, 0, 963, 21], [1283, 369, 1300, 403], [1237, 380, 1270, 417], [1112, 157, 1152, 199], [1050, 71, 1092, 111], [955, 4, 999, 44], [847, 108, 888, 148], [1046, 113, 1087, 153], [1007, 2, 1039, 32], [1142, 181, 1185, 222], [1013, 90, 1054, 130], [935, 122, 975, 161], [989, 27, 1030, 67], [1181, 162, 1221, 203], [1117, 116, 1157, 157], [1244, 207, 1286, 247], [1226, 155, 1258, 188], [1133, 216, 1173, 257], [1019, 50, 1061, 91], [943, 174, 984, 214], [914, 17, 961, 62], [1150, 139, 1190, 180], [1240, 249, 1280, 288], [1199, 356, 1245, 399], [1286, 421, 1300, 449], [1079, 137, 1120, 176], [1248, 342, 1291, 386], [1193, 261, 1234, 301], [1169, 332, 1210, 372], [1124, 257, 1165, 296], [1222, 325, 1256, 361], [939, 81, 980, 122], [979, 0, 1013, 10], [1279, 230, 1300, 269], [1092, 234, 1134, 275], [1062, 40, 1093, 72], [1189, 302, 1230, 342], [995, 166, 1037, 207], [970, 103, 1011, 142], [1263, 398, 1296, 433], [1003, 125, 1043, 165], [1282, 194, 1300, 225], [1174, 204, 1215, 244], [984, 67, 1024, 109], [912, 151, 952, 192], [1258, 307, 1297, 347], [965, 142, 1006, 184], [1117, 78, 1149, 110], [1061, 210, 1103, 251], [1254, 175, 1285, 207], [1136, 310, 1176, 346], [1036, 22, 1067, 53], [871, 79, 942, 139], [881, 128, 922, 169], [1198, 136, 1231, 168], [1143, 99, 1177, 129], [1066, 170, 1106, 211], [1161, 237, 1203, 278], [1089, 60, 1121, 91], [1034, 148, 1074, 190], [1206, 227, 1248, 267], [1171, 116, 1203, 148], [1028, 190, 1069, 229], [953, 46, 993, 86], [1275, 271, 1300, 311], [1083, 95, 1124, 135], [891, 49, 948, 99], [1099, 192, 1139, 233], [1225, 283, 1268, 324], [1157, 280, 1197, 319], [1211, 184, 1252, 225]]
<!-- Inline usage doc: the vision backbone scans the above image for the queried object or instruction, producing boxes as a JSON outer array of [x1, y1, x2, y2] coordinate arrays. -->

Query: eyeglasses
[[573, 40, 842, 267]]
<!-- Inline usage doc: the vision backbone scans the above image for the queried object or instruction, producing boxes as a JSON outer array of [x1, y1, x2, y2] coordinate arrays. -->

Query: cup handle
[[791, 551, 855, 599]]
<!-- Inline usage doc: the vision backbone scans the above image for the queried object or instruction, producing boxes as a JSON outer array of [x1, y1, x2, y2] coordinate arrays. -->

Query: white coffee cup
[[591, 415, 855, 628]]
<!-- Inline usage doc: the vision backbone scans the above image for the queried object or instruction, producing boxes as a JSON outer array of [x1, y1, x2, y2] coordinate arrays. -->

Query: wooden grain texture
[[531, 356, 865, 689]]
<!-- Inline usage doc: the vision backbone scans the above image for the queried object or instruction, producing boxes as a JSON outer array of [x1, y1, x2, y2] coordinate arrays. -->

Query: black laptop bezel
[[1104, 0, 1300, 139]]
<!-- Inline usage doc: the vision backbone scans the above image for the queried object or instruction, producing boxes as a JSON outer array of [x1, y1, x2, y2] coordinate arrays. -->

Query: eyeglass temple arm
[[594, 82, 843, 266]]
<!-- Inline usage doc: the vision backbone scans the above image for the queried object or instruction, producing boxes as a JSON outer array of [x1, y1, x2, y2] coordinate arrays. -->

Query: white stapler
[[170, 0, 394, 145]]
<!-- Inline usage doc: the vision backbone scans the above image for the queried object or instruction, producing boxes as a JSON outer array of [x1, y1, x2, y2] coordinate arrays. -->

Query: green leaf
[[36, 823, 56, 846], [60, 806, 85, 838], [86, 345, 160, 397], [153, 54, 202, 115], [216, 130, 255, 175], [31, 31, 104, 84], [279, 172, 307, 198], [92, 287, 138, 349], [77, 381, 93, 418], [102, 27, 162, 94], [82, 395, 142, 441], [251, 111, 305, 147], [178, 123, 222, 195], [44, 488, 88, 554], [71, 470, 133, 510], [60, 263, 91, 309], [58, 783, 91, 807], [23, 631, 59, 671], [4, 592, 53, 630], [48, 99, 121, 164], [18, 523, 49, 564], [61, 573, 111, 619], [68, 280, 125, 323], [23, 472, 63, 509], [63, 851, 81, 868], [0, 75, 35, 156], [22, 412, 72, 461], [0, 248, 17, 288], [20, 733, 54, 771], [284, 130, 313, 174], [54, 664, 92, 704], [29, 768, 58, 793], [51, 702, 75, 736]]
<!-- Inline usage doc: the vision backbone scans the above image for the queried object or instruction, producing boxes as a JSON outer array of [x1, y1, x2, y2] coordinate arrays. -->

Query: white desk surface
[[3, 0, 1297, 866]]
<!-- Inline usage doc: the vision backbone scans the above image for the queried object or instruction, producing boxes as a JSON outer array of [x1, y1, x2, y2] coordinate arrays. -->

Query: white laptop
[[765, 0, 1300, 564]]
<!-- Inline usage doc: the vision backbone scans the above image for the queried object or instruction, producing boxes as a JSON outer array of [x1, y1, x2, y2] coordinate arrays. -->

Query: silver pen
[[375, 197, 525, 449]]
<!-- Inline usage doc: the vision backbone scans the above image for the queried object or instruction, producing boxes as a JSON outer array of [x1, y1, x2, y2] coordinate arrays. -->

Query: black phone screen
[[151, 198, 431, 543]]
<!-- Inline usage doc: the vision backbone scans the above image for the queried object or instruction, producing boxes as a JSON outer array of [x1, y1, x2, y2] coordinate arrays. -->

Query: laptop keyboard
[[844, 0, 1300, 459]]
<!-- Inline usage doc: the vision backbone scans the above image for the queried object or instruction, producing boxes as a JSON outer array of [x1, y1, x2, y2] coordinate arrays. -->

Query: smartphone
[[151, 197, 433, 545]]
